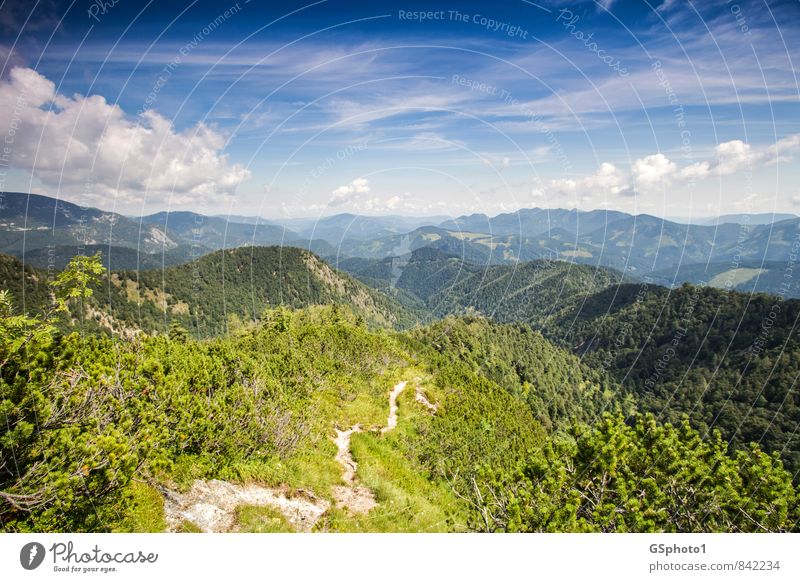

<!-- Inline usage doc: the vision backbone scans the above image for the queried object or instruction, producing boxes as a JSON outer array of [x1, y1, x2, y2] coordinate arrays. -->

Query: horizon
[[4, 190, 799, 225]]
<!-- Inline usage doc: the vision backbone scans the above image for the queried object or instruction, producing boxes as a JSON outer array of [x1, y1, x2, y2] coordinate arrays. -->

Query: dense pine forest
[[1, 248, 799, 533]]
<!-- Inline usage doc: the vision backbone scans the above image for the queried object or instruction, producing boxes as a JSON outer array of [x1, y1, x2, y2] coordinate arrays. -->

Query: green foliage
[[466, 414, 799, 532], [1, 301, 412, 531], [0, 289, 55, 372], [1, 255, 137, 531], [544, 283, 800, 474], [410, 316, 631, 430], [2, 249, 800, 534], [168, 323, 189, 343], [51, 254, 106, 312], [0, 254, 51, 317]]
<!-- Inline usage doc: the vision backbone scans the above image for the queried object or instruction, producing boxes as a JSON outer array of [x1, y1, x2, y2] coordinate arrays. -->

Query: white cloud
[[480, 155, 512, 172], [326, 184, 444, 215], [550, 162, 632, 198], [537, 134, 800, 203], [681, 140, 751, 180], [0, 67, 250, 205], [329, 177, 371, 206], [372, 132, 465, 152], [632, 153, 677, 190], [327, 90, 468, 129], [681, 136, 800, 182]]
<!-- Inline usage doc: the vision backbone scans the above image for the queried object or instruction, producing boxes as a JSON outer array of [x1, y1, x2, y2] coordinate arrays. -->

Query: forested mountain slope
[[338, 247, 625, 324], [0, 253, 51, 315], [101, 246, 417, 335], [541, 282, 800, 474], [344, 250, 800, 475], [2, 253, 799, 533], [0, 247, 419, 336]]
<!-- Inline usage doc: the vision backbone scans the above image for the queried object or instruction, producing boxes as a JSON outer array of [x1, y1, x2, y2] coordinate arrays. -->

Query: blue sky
[[0, 0, 799, 220]]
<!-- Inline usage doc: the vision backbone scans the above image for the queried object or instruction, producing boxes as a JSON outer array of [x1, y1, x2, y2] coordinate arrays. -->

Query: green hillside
[[1, 253, 798, 534], [345, 250, 800, 476], [539, 282, 800, 473], [340, 247, 624, 325], [98, 246, 418, 336], [644, 260, 800, 298], [0, 253, 52, 316]]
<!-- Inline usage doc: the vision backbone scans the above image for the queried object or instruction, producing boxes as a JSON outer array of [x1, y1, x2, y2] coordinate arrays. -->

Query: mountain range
[[3, 192, 800, 298]]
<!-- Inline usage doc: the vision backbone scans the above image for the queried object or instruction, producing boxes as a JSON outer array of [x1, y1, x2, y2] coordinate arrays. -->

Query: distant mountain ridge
[[0, 191, 184, 255], [673, 213, 799, 226], [0, 192, 332, 270], [4, 192, 799, 298]]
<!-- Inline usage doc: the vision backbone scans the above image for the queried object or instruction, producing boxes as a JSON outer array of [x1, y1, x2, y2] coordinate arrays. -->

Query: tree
[[51, 253, 106, 314], [168, 323, 189, 343], [1, 255, 114, 529], [465, 414, 800, 532]]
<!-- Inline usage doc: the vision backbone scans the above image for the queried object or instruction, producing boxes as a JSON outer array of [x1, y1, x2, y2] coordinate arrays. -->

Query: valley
[[1, 241, 799, 533]]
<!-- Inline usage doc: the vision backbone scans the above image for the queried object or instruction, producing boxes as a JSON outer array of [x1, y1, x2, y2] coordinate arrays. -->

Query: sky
[[0, 0, 799, 221]]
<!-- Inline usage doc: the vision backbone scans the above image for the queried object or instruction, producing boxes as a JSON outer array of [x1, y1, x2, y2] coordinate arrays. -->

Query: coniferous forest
[[2, 247, 798, 533]]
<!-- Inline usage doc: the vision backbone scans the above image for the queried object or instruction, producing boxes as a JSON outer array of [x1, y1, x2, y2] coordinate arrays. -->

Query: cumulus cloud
[[632, 154, 677, 190], [539, 134, 800, 203], [0, 67, 250, 205], [682, 135, 800, 182], [329, 177, 370, 207], [550, 162, 632, 198], [326, 183, 440, 214]]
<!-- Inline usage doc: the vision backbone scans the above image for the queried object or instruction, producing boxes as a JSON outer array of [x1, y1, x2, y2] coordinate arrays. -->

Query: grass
[[709, 267, 765, 288], [115, 481, 167, 532], [175, 520, 202, 533], [322, 430, 466, 532], [321, 377, 467, 532], [225, 444, 342, 494], [235, 505, 295, 533], [151, 365, 464, 534]]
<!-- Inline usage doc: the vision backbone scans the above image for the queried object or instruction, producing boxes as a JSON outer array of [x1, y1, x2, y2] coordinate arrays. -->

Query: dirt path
[[162, 378, 433, 529], [332, 424, 376, 514], [381, 380, 407, 434], [415, 387, 438, 413], [332, 380, 408, 513], [162, 480, 329, 533], [334, 425, 362, 484]]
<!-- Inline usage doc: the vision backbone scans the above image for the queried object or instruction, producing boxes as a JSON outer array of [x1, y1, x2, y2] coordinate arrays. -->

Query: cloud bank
[[538, 134, 800, 202], [0, 67, 250, 205]]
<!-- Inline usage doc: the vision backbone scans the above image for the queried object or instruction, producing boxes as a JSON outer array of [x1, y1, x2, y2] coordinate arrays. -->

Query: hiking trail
[[161, 378, 437, 530], [162, 480, 329, 533], [332, 380, 407, 513]]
